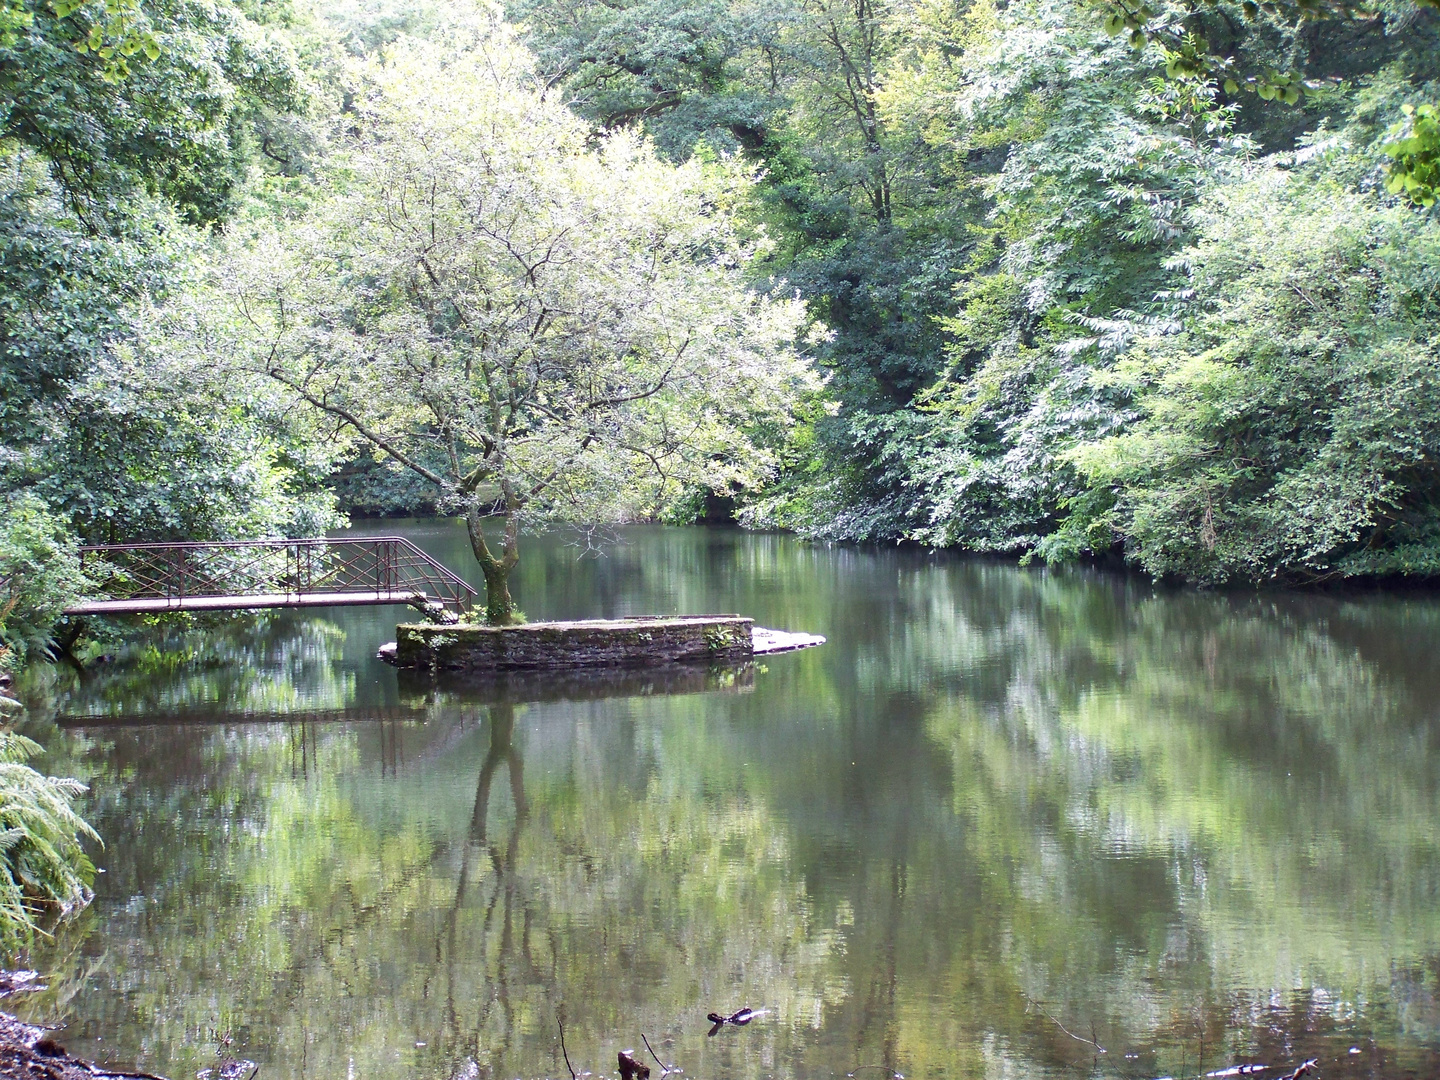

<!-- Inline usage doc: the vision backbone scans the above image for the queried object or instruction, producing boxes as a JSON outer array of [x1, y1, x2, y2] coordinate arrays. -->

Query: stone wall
[[394, 615, 755, 670]]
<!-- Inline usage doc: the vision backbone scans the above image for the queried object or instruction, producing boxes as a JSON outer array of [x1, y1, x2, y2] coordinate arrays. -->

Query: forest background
[[2, 0, 1440, 660]]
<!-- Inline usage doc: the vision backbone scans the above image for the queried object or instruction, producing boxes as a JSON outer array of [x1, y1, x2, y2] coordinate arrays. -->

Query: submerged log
[[618, 1050, 651, 1080]]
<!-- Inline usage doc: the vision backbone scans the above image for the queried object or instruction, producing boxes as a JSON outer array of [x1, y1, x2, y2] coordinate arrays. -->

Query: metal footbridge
[[65, 536, 476, 616]]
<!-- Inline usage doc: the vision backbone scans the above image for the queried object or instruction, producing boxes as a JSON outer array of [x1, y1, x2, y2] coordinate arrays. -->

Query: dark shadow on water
[[396, 660, 755, 705], [52, 662, 755, 727], [55, 706, 431, 727]]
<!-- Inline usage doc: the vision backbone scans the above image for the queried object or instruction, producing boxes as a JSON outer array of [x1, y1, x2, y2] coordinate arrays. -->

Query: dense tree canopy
[[527, 0, 1439, 585], [0, 0, 343, 656], [174, 24, 812, 621]]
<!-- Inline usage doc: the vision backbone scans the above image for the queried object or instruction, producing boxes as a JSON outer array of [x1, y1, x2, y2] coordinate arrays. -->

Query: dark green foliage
[[0, 0, 342, 654], [0, 161, 338, 552], [1097, 0, 1439, 109], [0, 154, 158, 448], [0, 0, 309, 225], [330, 452, 441, 518], [521, 0, 1440, 583], [0, 495, 88, 662], [508, 0, 781, 158]]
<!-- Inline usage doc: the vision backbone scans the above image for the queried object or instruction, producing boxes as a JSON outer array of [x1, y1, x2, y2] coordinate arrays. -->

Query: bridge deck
[[67, 590, 437, 616]]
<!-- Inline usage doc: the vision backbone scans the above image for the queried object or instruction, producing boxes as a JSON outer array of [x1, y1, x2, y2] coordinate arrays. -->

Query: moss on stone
[[393, 615, 754, 670]]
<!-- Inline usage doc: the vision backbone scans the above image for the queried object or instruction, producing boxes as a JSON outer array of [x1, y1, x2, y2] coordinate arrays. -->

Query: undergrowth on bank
[[0, 729, 98, 956]]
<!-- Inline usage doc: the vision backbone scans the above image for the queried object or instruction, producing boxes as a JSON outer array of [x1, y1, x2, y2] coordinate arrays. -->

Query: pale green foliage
[[0, 729, 97, 956], [175, 14, 812, 616]]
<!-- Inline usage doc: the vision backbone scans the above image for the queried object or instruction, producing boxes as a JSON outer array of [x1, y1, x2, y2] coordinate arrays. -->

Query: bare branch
[[558, 1020, 577, 1080], [265, 366, 450, 488], [640, 1034, 674, 1076]]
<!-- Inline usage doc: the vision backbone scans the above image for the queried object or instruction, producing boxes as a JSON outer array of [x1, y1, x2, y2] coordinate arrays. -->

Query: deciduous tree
[[185, 23, 813, 621]]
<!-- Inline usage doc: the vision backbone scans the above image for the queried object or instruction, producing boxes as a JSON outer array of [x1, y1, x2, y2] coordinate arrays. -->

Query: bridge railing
[[76, 537, 477, 612]]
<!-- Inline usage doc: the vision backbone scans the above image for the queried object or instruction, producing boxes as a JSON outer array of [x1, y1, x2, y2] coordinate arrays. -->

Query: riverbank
[[0, 1009, 167, 1080], [0, 972, 166, 1080]]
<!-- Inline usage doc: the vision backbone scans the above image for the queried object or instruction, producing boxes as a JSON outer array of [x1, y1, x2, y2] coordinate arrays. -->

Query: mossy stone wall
[[394, 615, 754, 670]]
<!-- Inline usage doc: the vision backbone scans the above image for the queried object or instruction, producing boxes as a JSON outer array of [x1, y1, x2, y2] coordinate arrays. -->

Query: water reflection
[[398, 662, 757, 706], [8, 523, 1440, 1080]]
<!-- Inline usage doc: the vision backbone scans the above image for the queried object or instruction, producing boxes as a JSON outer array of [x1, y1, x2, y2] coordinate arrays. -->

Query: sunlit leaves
[[1154, 34, 1320, 107], [1098, 0, 1156, 47], [50, 0, 161, 81], [1382, 103, 1440, 208], [1136, 71, 1241, 143], [176, 23, 813, 615]]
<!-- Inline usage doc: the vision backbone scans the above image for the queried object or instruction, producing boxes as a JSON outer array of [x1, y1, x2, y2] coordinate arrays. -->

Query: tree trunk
[[466, 503, 521, 624], [479, 559, 516, 624]]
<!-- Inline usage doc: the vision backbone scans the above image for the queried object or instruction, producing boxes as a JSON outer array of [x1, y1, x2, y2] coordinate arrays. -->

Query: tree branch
[[265, 366, 450, 488]]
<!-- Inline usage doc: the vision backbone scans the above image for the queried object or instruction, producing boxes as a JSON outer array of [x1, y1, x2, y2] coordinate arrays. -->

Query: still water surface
[[13, 522, 1440, 1080]]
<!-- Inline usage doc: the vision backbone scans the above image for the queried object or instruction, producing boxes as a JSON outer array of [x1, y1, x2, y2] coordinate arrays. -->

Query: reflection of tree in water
[[851, 855, 904, 1073], [32, 615, 357, 723], [441, 704, 530, 1072], [685, 561, 1440, 1077]]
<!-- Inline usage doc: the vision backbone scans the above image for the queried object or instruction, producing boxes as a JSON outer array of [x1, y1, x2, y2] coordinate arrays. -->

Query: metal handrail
[[75, 536, 477, 612]]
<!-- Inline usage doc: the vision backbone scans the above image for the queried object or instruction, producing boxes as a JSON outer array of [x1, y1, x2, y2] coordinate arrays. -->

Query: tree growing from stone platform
[[169, 14, 814, 623]]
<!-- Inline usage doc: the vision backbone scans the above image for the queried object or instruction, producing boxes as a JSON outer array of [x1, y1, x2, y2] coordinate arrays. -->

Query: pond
[[11, 521, 1440, 1080]]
